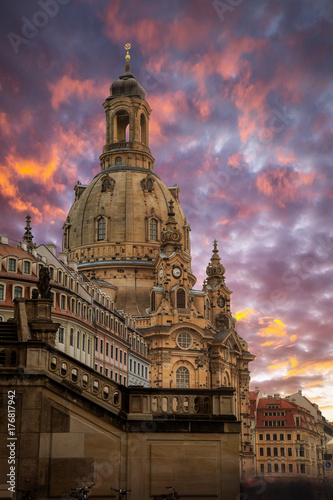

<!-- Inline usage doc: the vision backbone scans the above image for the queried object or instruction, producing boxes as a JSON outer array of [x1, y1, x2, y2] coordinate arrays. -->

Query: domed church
[[63, 47, 255, 477]]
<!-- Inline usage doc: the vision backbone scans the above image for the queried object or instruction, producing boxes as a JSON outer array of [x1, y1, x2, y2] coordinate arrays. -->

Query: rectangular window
[[119, 374, 122, 384], [14, 286, 23, 298], [77, 331, 80, 348], [266, 434, 270, 441], [259, 434, 264, 441], [296, 417, 300, 426], [100, 339, 104, 354], [95, 363, 98, 370], [60, 295, 66, 310], [120, 350, 123, 363], [273, 434, 277, 441], [288, 448, 292, 457], [289, 464, 293, 473], [142, 365, 144, 376], [145, 367, 148, 378], [300, 446, 304, 457], [287, 434, 292, 440], [111, 370, 113, 380], [82, 333, 86, 351], [260, 464, 264, 474], [23, 261, 31, 274], [259, 448, 264, 457], [124, 376, 126, 386], [124, 352, 127, 365], [274, 464, 279, 473], [59, 327, 64, 344], [111, 344, 114, 358], [274, 447, 278, 457], [115, 347, 118, 361], [49, 267, 54, 280], [88, 339, 91, 354], [106, 342, 109, 357], [130, 359, 132, 371], [95, 337, 98, 351], [267, 464, 272, 473], [300, 464, 305, 474], [70, 329, 74, 346], [267, 448, 271, 457], [0, 284, 4, 301], [105, 368, 109, 377], [99, 366, 103, 373], [297, 433, 301, 441], [281, 463, 286, 473], [280, 448, 285, 457], [8, 258, 16, 272], [134, 361, 136, 373], [280, 434, 284, 441], [115, 372, 118, 382]]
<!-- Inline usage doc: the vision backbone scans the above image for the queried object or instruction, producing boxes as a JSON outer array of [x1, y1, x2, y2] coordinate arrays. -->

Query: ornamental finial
[[213, 239, 218, 254], [125, 43, 131, 63]]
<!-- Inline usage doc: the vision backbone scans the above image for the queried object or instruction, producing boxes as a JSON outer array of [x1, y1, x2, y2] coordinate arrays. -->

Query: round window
[[177, 331, 192, 349]]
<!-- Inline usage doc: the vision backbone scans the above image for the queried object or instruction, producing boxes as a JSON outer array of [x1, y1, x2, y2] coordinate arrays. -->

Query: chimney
[[274, 393, 280, 399], [298, 389, 302, 395], [58, 251, 68, 265]]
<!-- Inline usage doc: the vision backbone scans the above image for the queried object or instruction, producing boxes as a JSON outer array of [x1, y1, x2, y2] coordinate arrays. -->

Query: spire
[[124, 43, 131, 72], [22, 214, 35, 247], [206, 240, 225, 284], [161, 199, 182, 250]]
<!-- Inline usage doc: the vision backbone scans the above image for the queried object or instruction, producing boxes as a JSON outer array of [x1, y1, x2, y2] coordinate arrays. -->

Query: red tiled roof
[[0, 243, 39, 261]]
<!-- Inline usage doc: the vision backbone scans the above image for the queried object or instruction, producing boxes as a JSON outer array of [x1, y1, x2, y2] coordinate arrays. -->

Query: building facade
[[250, 391, 329, 480]]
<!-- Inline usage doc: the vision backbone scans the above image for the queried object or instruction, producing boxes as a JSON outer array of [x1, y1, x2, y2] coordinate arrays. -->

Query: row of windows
[[264, 411, 285, 416], [151, 287, 186, 312], [259, 463, 304, 474], [0, 284, 24, 300], [259, 433, 292, 441], [259, 447, 291, 457], [96, 338, 127, 365], [95, 363, 126, 385], [129, 359, 148, 379], [264, 420, 286, 427], [59, 327, 91, 354]]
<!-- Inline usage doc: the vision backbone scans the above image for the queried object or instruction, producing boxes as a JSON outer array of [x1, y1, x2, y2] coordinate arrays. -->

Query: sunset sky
[[1, 1, 333, 419]]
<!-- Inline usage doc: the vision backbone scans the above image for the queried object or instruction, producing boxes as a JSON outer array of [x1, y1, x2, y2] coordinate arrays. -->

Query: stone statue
[[37, 267, 51, 299]]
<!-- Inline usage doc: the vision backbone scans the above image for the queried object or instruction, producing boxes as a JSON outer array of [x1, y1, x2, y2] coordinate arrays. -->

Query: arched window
[[115, 156, 122, 165], [114, 110, 129, 142], [0, 315, 4, 322], [97, 217, 106, 241], [176, 288, 186, 309], [0, 284, 4, 301], [150, 218, 158, 241], [176, 366, 190, 388], [102, 178, 111, 191], [13, 286, 23, 299], [151, 290, 156, 312], [140, 114, 147, 145], [69, 328, 74, 347], [8, 258, 16, 272]]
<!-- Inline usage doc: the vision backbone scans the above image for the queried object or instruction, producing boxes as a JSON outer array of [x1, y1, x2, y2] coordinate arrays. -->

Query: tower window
[[97, 217, 106, 240], [176, 288, 186, 309], [151, 290, 156, 312], [176, 366, 190, 388], [150, 218, 158, 240], [140, 114, 147, 145], [115, 156, 122, 165]]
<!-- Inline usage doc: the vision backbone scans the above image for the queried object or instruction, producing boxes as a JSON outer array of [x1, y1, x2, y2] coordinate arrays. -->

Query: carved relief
[[141, 174, 155, 192]]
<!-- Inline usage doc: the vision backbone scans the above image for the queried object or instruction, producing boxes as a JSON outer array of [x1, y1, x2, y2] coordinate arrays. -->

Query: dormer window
[[8, 258, 16, 272]]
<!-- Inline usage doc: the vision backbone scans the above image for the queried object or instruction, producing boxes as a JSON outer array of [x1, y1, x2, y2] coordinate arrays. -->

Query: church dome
[[66, 167, 186, 251], [110, 68, 146, 100]]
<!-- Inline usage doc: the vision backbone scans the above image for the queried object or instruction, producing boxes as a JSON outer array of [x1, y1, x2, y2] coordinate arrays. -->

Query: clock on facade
[[217, 296, 225, 308], [172, 266, 182, 278]]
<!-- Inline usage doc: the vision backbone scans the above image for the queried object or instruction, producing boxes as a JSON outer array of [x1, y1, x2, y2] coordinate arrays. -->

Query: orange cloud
[[286, 357, 333, 378], [258, 318, 287, 338], [234, 308, 257, 322], [48, 75, 105, 110], [256, 167, 316, 207]]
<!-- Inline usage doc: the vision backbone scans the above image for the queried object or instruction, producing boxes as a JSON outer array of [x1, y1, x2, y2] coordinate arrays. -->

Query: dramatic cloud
[[1, 0, 332, 419]]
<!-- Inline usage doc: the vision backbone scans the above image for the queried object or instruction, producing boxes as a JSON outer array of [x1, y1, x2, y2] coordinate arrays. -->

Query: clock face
[[217, 296, 225, 308], [158, 269, 163, 279], [172, 266, 182, 278]]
